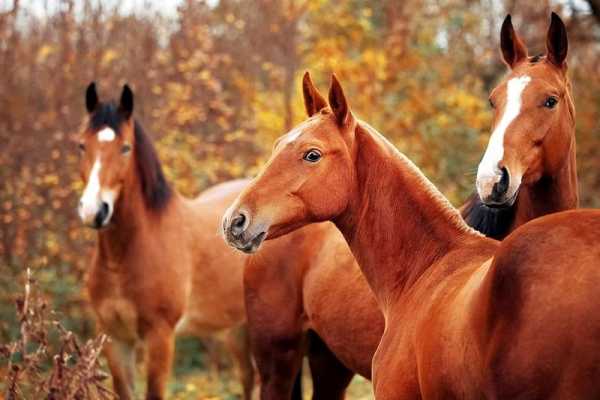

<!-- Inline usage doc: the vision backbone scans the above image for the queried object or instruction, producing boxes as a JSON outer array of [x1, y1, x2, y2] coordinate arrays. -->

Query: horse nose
[[230, 211, 249, 236], [491, 167, 510, 200], [94, 201, 110, 228]]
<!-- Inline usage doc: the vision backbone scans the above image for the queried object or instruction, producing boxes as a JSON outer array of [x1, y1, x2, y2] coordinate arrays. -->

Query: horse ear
[[328, 74, 350, 126], [85, 82, 98, 113], [119, 84, 134, 119], [500, 15, 528, 68], [302, 71, 327, 117], [546, 12, 568, 69]]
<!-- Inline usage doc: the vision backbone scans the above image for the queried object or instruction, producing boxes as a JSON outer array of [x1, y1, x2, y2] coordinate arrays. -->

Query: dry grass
[[0, 269, 115, 400], [169, 360, 374, 400], [0, 269, 375, 399]]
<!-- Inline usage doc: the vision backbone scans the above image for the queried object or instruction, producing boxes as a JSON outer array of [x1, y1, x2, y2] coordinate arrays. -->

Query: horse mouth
[[483, 189, 519, 209], [232, 231, 267, 254]]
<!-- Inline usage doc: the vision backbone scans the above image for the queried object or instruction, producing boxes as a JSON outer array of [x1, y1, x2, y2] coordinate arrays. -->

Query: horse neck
[[96, 159, 173, 265], [335, 123, 482, 309], [513, 126, 578, 229]]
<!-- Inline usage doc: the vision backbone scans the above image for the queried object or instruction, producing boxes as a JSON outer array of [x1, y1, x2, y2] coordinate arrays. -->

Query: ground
[[169, 363, 374, 400]]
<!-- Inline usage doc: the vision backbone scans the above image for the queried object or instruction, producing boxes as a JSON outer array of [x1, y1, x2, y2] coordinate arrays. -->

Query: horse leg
[[104, 338, 136, 400], [224, 324, 255, 400], [145, 323, 175, 400], [252, 331, 304, 400], [245, 279, 305, 400], [307, 331, 354, 400]]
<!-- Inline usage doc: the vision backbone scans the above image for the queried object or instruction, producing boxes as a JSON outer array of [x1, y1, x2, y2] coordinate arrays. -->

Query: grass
[[168, 361, 375, 399]]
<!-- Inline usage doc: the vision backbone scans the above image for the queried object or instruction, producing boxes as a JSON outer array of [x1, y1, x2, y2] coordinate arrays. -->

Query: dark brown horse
[[78, 84, 254, 400], [242, 12, 579, 399], [223, 69, 600, 400]]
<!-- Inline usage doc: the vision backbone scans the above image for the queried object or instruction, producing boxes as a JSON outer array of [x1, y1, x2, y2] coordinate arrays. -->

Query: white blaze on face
[[281, 126, 303, 146], [477, 75, 531, 194], [97, 127, 116, 142], [78, 158, 116, 226]]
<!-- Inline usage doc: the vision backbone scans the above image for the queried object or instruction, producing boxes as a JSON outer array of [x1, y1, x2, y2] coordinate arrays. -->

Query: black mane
[[133, 121, 172, 211], [90, 103, 124, 132], [89, 102, 172, 211], [461, 193, 516, 240]]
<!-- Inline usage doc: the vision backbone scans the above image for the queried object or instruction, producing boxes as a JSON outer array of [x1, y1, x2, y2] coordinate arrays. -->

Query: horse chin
[[234, 231, 267, 254], [483, 189, 519, 209]]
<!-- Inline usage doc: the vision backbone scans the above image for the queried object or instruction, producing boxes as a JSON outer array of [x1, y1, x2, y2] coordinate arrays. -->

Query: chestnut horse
[[243, 12, 579, 399], [78, 84, 254, 400], [224, 68, 600, 399], [462, 13, 578, 239]]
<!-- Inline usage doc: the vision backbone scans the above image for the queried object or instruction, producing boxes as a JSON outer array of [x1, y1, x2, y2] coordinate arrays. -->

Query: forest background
[[1, 0, 599, 398]]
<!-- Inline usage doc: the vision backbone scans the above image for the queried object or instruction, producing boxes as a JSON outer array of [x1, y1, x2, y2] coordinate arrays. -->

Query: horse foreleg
[[104, 338, 137, 400], [145, 323, 175, 400], [225, 324, 256, 400], [307, 331, 354, 400], [251, 330, 304, 400]]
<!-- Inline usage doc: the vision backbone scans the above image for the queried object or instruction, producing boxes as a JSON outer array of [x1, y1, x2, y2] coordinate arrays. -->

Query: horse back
[[480, 209, 600, 398]]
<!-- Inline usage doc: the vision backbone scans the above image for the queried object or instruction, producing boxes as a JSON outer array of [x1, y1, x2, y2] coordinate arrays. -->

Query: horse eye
[[78, 143, 85, 152], [121, 144, 132, 154], [303, 149, 322, 163], [544, 97, 558, 109]]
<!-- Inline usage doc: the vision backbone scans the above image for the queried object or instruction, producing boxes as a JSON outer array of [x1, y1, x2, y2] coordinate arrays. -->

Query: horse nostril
[[94, 202, 110, 228], [492, 167, 510, 198], [230, 212, 248, 236]]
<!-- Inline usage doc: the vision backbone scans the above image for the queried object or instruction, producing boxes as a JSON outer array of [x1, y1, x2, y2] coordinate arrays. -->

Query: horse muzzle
[[78, 199, 112, 229], [222, 209, 268, 254], [476, 166, 519, 208]]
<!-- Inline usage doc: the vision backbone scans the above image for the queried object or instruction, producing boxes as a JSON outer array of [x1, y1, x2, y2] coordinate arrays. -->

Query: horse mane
[[133, 121, 172, 211], [89, 102, 172, 211], [357, 121, 483, 238], [460, 193, 516, 240]]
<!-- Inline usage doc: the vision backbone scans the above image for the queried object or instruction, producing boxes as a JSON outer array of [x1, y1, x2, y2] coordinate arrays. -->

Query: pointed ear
[[328, 74, 350, 126], [119, 84, 134, 119], [500, 15, 528, 68], [302, 71, 327, 117], [85, 82, 98, 113], [546, 12, 568, 69]]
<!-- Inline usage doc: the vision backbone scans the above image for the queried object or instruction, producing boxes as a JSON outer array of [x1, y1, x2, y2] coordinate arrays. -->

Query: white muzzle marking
[[477, 75, 531, 196], [78, 158, 115, 226]]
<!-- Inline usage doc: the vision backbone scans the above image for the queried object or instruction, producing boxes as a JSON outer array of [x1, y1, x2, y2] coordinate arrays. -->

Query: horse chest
[[96, 295, 139, 342], [92, 273, 140, 342]]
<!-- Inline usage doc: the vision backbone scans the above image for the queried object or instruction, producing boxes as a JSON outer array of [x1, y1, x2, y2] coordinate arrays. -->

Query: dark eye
[[121, 144, 132, 154], [544, 96, 558, 109], [488, 98, 495, 109], [303, 149, 322, 163], [78, 143, 85, 152]]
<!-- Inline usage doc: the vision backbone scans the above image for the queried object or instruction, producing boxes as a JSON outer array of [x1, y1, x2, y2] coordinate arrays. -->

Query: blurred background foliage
[[0, 0, 599, 398]]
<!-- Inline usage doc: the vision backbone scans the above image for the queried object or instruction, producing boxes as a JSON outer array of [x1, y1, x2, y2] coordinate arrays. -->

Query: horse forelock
[[89, 102, 124, 134]]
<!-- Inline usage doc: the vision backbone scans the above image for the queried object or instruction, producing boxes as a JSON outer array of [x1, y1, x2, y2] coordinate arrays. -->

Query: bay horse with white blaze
[[243, 12, 579, 399], [224, 70, 600, 398], [78, 83, 254, 400]]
